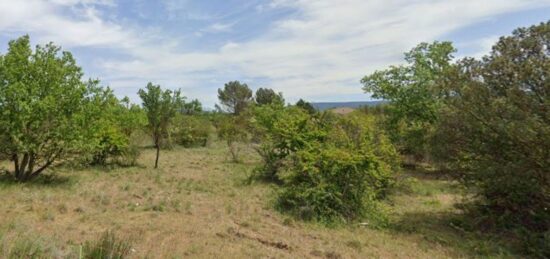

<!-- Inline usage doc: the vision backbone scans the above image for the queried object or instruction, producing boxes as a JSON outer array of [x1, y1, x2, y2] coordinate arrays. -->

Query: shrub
[[251, 105, 322, 181], [115, 143, 141, 167], [173, 115, 211, 148], [252, 105, 398, 222], [217, 116, 249, 162], [277, 146, 392, 223]]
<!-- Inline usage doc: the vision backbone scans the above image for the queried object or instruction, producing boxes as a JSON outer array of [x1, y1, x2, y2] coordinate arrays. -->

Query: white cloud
[[1, 0, 549, 106], [201, 22, 235, 33]]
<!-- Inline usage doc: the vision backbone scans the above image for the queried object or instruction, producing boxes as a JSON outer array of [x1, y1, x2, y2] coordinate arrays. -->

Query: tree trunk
[[154, 134, 160, 169], [11, 152, 54, 182], [154, 142, 160, 169]]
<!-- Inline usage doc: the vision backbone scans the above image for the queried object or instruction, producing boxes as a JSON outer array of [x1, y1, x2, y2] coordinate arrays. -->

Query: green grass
[[0, 143, 524, 258]]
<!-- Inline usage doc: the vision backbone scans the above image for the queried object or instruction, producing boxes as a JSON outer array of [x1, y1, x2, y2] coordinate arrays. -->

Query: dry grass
[[0, 143, 516, 258]]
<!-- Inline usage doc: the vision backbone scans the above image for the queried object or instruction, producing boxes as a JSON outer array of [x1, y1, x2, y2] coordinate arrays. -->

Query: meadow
[[0, 142, 515, 258]]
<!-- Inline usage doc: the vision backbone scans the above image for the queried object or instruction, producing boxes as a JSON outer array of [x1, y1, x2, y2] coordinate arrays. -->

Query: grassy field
[[0, 143, 516, 258]]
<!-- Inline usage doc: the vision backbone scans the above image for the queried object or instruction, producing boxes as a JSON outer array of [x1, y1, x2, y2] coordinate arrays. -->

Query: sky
[[0, 0, 549, 108]]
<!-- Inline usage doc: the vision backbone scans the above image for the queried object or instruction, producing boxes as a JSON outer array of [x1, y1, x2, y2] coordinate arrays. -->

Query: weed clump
[[82, 231, 132, 259]]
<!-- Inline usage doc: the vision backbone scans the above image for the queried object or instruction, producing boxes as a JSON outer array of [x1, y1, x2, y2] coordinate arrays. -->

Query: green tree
[[255, 88, 285, 106], [0, 35, 89, 181], [435, 22, 549, 251], [295, 99, 316, 115], [361, 41, 455, 159], [181, 99, 202, 115], [138, 83, 183, 169], [217, 81, 253, 115]]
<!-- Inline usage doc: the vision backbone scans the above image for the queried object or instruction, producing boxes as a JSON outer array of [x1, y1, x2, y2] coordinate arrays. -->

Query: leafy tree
[[217, 81, 252, 115], [255, 88, 285, 106], [361, 41, 455, 159], [0, 35, 89, 181], [138, 83, 183, 169], [435, 22, 549, 254], [181, 99, 202, 115], [295, 99, 316, 115]]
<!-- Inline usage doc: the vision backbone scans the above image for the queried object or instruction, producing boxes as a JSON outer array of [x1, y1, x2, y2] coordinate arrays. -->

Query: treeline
[[361, 21, 549, 256], [0, 21, 548, 257]]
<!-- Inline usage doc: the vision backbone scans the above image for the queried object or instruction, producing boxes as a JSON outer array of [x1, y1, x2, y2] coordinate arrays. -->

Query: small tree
[[217, 116, 248, 162], [181, 99, 202, 115], [0, 36, 90, 181], [255, 88, 285, 106], [138, 83, 183, 169], [217, 81, 253, 115], [295, 99, 316, 115]]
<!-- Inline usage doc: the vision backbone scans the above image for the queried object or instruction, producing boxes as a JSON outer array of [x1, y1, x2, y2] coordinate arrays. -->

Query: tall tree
[[255, 88, 285, 106], [0, 35, 89, 181], [138, 83, 183, 169], [217, 81, 252, 115], [435, 21, 549, 237], [361, 41, 455, 158]]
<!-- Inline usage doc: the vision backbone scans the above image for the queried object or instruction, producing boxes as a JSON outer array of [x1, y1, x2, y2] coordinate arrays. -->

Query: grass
[[0, 142, 520, 258]]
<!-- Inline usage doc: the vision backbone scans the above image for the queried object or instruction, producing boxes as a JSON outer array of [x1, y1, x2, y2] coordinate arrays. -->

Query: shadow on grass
[[388, 209, 519, 258], [0, 172, 75, 188], [403, 166, 457, 181]]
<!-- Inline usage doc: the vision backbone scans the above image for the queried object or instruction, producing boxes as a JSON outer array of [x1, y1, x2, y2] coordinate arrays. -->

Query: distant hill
[[329, 107, 356, 115], [311, 101, 386, 111]]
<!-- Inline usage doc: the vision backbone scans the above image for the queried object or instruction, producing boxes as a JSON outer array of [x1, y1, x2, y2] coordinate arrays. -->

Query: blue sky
[[0, 0, 549, 107]]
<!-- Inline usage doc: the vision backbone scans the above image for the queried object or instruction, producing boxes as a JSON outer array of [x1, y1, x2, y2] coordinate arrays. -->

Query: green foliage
[[277, 146, 392, 224], [361, 41, 455, 160], [251, 105, 319, 181], [252, 104, 398, 222], [0, 35, 91, 181], [80, 86, 146, 167], [217, 115, 249, 162], [173, 115, 212, 148], [82, 231, 132, 259], [434, 22, 549, 248], [181, 99, 202, 115], [217, 81, 253, 115], [295, 99, 316, 115], [138, 83, 184, 168], [255, 88, 285, 106]]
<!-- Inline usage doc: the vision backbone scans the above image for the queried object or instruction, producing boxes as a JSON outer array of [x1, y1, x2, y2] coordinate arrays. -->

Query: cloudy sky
[[0, 0, 549, 107]]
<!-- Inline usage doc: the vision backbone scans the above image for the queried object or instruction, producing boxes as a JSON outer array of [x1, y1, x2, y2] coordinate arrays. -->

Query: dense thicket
[[251, 104, 398, 222], [363, 21, 549, 256], [435, 22, 549, 255]]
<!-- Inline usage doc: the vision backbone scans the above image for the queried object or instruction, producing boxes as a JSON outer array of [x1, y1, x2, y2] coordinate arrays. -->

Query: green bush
[[252, 105, 398, 223], [217, 115, 249, 162], [251, 105, 323, 181], [277, 146, 392, 223], [173, 115, 211, 148]]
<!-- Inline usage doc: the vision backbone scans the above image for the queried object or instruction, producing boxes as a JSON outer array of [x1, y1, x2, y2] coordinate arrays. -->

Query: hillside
[[311, 101, 386, 111]]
